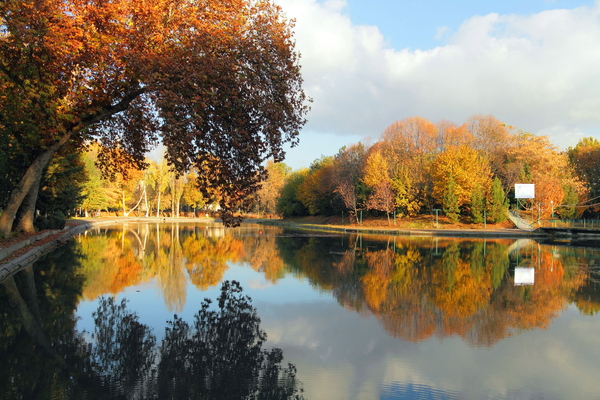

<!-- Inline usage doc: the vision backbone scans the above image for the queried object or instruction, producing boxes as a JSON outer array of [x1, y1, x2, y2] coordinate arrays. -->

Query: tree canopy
[[0, 0, 309, 235]]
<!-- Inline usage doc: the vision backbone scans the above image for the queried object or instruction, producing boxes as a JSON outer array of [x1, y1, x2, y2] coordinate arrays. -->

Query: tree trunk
[[0, 136, 68, 236], [143, 181, 149, 217], [2, 276, 67, 368], [14, 182, 41, 233], [156, 189, 162, 218], [122, 188, 127, 217]]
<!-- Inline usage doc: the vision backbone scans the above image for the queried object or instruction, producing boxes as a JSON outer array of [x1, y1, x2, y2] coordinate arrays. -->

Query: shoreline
[[248, 218, 540, 239], [0, 215, 550, 284]]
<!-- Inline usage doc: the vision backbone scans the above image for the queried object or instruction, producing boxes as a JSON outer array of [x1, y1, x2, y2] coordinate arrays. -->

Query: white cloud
[[276, 0, 600, 150]]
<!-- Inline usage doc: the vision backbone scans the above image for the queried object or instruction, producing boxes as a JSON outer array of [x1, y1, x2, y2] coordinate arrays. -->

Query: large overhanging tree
[[0, 0, 309, 236]]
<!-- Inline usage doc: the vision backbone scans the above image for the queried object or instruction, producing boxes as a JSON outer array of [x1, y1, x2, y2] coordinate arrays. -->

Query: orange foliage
[[360, 249, 395, 311], [245, 234, 287, 283], [507, 133, 583, 217], [184, 235, 245, 291], [382, 117, 438, 154], [109, 251, 143, 294], [77, 230, 146, 300]]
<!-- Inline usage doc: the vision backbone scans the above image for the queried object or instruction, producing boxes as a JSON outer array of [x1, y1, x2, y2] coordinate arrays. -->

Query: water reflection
[[71, 223, 600, 348], [0, 243, 304, 399], [290, 235, 593, 346]]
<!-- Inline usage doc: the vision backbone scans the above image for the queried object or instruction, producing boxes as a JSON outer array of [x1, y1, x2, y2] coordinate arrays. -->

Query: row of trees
[[80, 145, 208, 218], [16, 114, 599, 227], [0, 138, 290, 224], [275, 115, 595, 224], [77, 145, 292, 219]]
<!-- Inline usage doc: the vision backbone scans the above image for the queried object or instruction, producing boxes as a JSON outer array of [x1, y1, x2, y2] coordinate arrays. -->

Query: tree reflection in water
[[156, 281, 302, 400], [72, 225, 600, 348], [278, 234, 594, 346], [0, 257, 304, 400]]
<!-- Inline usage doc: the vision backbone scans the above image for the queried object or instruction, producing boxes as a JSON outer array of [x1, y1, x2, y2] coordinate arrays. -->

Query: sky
[[276, 0, 600, 170]]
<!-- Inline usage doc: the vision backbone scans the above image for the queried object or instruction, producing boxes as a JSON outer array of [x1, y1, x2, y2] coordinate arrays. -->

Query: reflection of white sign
[[515, 184, 535, 199], [515, 268, 535, 286]]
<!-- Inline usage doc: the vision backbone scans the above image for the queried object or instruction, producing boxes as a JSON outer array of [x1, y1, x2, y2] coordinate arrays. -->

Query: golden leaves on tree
[[183, 234, 245, 291]]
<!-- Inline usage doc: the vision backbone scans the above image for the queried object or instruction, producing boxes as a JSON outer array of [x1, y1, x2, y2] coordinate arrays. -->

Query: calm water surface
[[2, 222, 600, 399]]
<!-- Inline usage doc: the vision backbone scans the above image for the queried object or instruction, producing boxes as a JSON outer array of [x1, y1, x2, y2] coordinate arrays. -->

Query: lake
[[2, 222, 600, 399]]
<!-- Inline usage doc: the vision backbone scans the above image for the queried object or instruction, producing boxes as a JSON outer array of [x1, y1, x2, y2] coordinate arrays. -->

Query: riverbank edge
[[0, 217, 227, 282], [0, 216, 539, 283], [249, 218, 542, 239]]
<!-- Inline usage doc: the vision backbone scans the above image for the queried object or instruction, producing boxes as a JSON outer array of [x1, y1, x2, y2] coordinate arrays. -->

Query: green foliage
[[557, 185, 579, 219], [470, 184, 485, 223], [488, 177, 508, 223], [295, 157, 342, 216], [277, 170, 309, 217], [37, 152, 86, 216], [34, 210, 66, 231], [443, 175, 460, 223], [80, 150, 113, 213], [568, 137, 600, 205]]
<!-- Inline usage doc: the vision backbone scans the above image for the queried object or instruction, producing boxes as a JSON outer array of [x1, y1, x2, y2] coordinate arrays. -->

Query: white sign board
[[515, 184, 535, 199], [514, 267, 535, 286]]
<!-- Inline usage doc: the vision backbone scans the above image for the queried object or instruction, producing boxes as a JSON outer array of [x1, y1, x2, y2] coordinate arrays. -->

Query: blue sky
[[346, 0, 589, 50], [277, 0, 600, 170]]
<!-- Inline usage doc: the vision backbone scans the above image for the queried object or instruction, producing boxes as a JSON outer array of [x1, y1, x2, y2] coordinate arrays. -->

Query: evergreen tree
[[557, 185, 579, 219], [488, 177, 508, 223], [36, 152, 86, 216], [471, 184, 485, 224], [443, 174, 460, 223]]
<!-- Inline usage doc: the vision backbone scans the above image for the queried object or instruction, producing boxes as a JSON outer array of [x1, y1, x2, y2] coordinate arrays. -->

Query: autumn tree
[[333, 143, 367, 223], [181, 170, 207, 216], [382, 116, 438, 154], [146, 158, 171, 217], [167, 171, 186, 218], [114, 166, 145, 217], [431, 145, 492, 212], [362, 150, 395, 223], [435, 120, 473, 151], [507, 133, 584, 219], [568, 137, 600, 215], [254, 160, 291, 216], [380, 118, 437, 215], [276, 169, 309, 217], [0, 0, 309, 236], [467, 115, 514, 186], [296, 157, 340, 216]]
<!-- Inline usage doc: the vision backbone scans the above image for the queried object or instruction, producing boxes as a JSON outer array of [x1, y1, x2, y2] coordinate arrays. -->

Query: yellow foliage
[[362, 151, 390, 189], [431, 145, 492, 207]]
